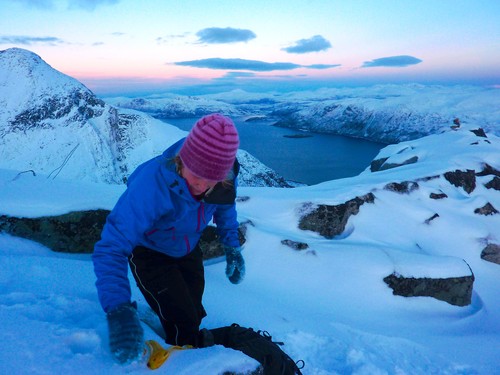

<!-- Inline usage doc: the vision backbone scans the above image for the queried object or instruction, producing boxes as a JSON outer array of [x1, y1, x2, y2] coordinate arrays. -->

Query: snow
[[0, 122, 499, 374]]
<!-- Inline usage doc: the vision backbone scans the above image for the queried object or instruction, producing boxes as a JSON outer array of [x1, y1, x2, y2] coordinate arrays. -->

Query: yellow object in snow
[[145, 340, 193, 370]]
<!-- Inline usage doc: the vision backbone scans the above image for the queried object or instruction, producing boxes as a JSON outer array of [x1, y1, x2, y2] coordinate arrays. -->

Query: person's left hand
[[224, 246, 245, 284], [106, 301, 144, 364]]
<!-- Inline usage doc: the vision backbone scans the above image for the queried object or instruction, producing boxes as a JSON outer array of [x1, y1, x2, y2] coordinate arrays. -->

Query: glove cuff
[[107, 301, 137, 317]]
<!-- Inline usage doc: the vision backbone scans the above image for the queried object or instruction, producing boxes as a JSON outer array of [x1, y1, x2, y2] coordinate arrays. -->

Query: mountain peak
[[1, 47, 87, 94], [0, 48, 123, 183], [1, 47, 55, 79], [0, 47, 44, 65]]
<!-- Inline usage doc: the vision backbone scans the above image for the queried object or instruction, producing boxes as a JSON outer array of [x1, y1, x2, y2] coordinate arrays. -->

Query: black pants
[[129, 245, 207, 346]]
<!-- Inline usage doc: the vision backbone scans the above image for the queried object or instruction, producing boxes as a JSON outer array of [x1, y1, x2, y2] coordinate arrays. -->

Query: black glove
[[106, 301, 144, 364], [224, 245, 245, 284]]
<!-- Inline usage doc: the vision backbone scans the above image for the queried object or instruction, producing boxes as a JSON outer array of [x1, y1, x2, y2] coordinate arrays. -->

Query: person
[[92, 113, 245, 364]]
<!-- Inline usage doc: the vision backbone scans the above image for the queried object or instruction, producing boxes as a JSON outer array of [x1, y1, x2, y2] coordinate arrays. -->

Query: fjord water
[[165, 118, 385, 185]]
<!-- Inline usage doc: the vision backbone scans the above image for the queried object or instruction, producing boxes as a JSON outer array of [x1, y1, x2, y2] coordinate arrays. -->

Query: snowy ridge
[[109, 95, 241, 119]]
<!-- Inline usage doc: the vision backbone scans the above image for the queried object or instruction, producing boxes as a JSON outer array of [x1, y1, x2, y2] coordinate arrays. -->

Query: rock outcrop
[[0, 210, 109, 253], [481, 243, 500, 265], [383, 272, 474, 307], [0, 210, 249, 260], [298, 193, 375, 239]]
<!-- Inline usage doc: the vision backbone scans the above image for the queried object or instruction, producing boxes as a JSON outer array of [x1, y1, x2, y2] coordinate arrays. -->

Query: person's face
[[181, 166, 218, 196]]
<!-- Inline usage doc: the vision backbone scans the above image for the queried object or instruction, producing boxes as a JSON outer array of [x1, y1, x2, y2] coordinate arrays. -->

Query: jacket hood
[[127, 138, 196, 204]]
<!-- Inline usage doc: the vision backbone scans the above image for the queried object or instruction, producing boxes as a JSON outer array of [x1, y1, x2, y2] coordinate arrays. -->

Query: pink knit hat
[[179, 114, 239, 181]]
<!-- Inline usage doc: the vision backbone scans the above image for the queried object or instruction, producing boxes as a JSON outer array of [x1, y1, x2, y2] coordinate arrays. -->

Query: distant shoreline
[[283, 134, 313, 139]]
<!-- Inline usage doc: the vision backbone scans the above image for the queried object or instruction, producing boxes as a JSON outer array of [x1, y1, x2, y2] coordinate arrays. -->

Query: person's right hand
[[224, 245, 245, 284], [106, 302, 144, 364]]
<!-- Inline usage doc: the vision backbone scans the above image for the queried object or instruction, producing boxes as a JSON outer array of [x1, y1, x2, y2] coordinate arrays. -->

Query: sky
[[1, 0, 499, 96]]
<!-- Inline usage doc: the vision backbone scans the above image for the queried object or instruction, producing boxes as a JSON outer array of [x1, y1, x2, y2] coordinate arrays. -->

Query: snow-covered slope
[[0, 123, 498, 374], [0, 48, 184, 184]]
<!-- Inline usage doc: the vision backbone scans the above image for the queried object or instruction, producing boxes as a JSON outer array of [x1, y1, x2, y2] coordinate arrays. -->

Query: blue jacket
[[92, 138, 240, 312]]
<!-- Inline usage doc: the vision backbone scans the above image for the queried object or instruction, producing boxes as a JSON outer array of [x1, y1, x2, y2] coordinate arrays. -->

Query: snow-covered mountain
[[0, 48, 290, 187], [271, 84, 500, 143], [109, 95, 242, 119], [0, 48, 165, 184], [107, 84, 500, 144]]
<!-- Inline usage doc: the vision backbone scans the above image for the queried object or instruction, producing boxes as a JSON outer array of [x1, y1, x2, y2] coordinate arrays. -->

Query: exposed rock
[[474, 203, 498, 216], [444, 169, 476, 194], [384, 181, 419, 194], [198, 223, 248, 260], [481, 243, 500, 265], [485, 176, 500, 191], [0, 211, 249, 259], [451, 118, 461, 130], [11, 90, 105, 131], [370, 157, 389, 172], [298, 193, 375, 239], [416, 175, 440, 182], [383, 272, 474, 306], [429, 191, 448, 200], [470, 128, 487, 137], [198, 225, 225, 259], [281, 239, 309, 251], [0, 210, 109, 253], [424, 213, 440, 224], [476, 163, 500, 177], [370, 156, 418, 172]]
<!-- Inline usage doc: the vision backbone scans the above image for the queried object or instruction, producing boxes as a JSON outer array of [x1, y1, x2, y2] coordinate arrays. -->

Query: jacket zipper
[[196, 202, 206, 232]]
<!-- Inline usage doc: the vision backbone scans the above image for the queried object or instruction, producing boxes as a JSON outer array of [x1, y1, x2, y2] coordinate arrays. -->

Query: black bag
[[210, 324, 304, 375]]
